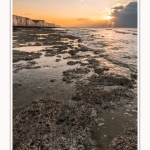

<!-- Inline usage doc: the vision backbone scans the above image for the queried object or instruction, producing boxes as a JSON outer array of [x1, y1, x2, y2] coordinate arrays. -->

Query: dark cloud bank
[[76, 1, 137, 28], [112, 2, 137, 28]]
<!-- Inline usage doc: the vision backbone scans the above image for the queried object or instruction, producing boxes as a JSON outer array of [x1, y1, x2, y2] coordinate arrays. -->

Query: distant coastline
[[13, 15, 61, 28]]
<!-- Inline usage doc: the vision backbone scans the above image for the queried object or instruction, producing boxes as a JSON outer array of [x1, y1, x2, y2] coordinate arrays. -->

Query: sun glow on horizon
[[104, 15, 113, 21], [13, 0, 134, 27], [102, 7, 114, 21]]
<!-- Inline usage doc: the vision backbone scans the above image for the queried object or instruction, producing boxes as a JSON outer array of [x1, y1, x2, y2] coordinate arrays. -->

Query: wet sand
[[13, 28, 137, 150]]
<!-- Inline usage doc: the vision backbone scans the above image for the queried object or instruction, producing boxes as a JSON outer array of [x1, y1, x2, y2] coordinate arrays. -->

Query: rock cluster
[[13, 97, 102, 150], [62, 67, 91, 83], [13, 83, 22, 88], [89, 74, 134, 88], [73, 80, 134, 110], [108, 126, 137, 150], [13, 61, 41, 73], [13, 50, 42, 63], [13, 28, 137, 150], [67, 61, 81, 65]]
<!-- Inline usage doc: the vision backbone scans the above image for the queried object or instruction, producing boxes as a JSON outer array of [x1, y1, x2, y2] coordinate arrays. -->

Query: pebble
[[98, 123, 104, 127], [124, 112, 133, 116], [50, 79, 56, 82], [126, 109, 130, 112]]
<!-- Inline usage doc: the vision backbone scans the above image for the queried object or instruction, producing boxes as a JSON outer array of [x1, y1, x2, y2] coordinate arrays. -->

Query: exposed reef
[[13, 28, 137, 150]]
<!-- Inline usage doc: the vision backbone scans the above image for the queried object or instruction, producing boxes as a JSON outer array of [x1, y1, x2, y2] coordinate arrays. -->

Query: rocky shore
[[13, 28, 137, 150]]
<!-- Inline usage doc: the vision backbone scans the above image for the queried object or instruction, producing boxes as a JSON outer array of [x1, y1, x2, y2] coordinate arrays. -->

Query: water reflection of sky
[[66, 28, 137, 68]]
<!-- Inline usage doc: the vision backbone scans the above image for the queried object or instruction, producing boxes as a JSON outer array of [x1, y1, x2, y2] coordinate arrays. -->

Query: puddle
[[13, 52, 81, 106], [13, 40, 17, 43], [38, 37, 45, 40], [13, 46, 52, 52], [13, 68, 76, 106], [76, 51, 95, 57], [26, 42, 36, 46], [29, 34, 48, 36], [91, 108, 137, 150], [36, 34, 48, 36]]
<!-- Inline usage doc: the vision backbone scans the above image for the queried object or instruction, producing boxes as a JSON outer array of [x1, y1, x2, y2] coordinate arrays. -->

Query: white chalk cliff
[[13, 15, 60, 27]]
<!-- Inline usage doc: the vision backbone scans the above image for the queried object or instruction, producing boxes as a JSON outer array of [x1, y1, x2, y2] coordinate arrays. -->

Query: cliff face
[[13, 15, 60, 27], [13, 15, 34, 26]]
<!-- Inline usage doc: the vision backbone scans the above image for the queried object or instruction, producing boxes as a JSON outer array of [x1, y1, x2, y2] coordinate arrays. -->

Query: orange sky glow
[[13, 0, 136, 27]]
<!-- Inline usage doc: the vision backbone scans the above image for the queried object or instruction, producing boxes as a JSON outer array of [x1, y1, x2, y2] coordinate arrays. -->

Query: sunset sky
[[13, 0, 138, 27]]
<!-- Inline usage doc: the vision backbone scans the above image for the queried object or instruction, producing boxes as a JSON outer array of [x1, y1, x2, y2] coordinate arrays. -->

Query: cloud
[[73, 2, 137, 28], [113, 5, 123, 10], [111, 2, 137, 27]]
